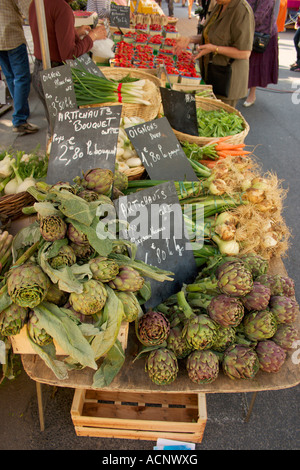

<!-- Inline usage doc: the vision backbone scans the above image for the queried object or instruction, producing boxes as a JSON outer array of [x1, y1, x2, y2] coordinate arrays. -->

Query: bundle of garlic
[[116, 116, 144, 173]]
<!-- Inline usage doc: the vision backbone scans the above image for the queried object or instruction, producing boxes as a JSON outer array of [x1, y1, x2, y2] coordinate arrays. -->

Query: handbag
[[206, 58, 234, 97], [252, 0, 275, 53]]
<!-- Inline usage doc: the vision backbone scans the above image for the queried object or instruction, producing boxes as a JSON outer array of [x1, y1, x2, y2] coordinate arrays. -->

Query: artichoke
[[45, 283, 69, 306], [145, 348, 178, 385], [7, 263, 51, 308], [0, 303, 28, 337], [108, 266, 144, 292], [186, 350, 219, 384], [82, 168, 114, 196], [216, 260, 253, 297], [67, 223, 89, 246], [167, 325, 193, 359], [222, 344, 260, 380], [77, 189, 100, 201], [89, 256, 119, 283], [256, 274, 295, 297], [272, 324, 298, 351], [50, 181, 76, 194], [184, 314, 218, 350], [211, 325, 236, 352], [241, 282, 271, 312], [48, 245, 76, 269], [207, 294, 244, 327], [69, 242, 95, 262], [269, 295, 300, 324], [27, 311, 53, 346], [243, 309, 277, 341], [69, 279, 107, 315], [238, 253, 268, 279], [138, 310, 170, 346], [114, 168, 128, 192], [256, 340, 286, 373], [39, 215, 67, 242], [115, 291, 141, 322]]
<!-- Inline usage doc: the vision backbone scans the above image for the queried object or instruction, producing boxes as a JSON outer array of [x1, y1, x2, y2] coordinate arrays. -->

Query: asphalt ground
[[0, 3, 299, 451]]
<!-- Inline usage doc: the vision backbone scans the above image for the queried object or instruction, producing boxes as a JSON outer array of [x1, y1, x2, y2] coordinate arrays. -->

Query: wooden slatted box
[[71, 389, 207, 443]]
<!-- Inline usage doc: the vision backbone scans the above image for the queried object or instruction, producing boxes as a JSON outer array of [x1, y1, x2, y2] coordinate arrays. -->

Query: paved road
[[0, 8, 299, 450]]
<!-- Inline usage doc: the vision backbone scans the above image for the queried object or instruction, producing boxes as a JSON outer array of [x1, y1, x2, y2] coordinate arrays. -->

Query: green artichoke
[[255, 274, 295, 297], [48, 245, 76, 269], [45, 283, 69, 306], [207, 294, 244, 327], [272, 323, 298, 351], [115, 291, 141, 322], [82, 168, 114, 196], [241, 282, 271, 312], [69, 242, 95, 262], [167, 326, 193, 359], [89, 256, 119, 283], [69, 279, 107, 315], [7, 263, 51, 308], [39, 215, 67, 242], [138, 310, 170, 346], [238, 253, 269, 279], [145, 348, 178, 385], [269, 295, 299, 324], [67, 223, 89, 246], [186, 350, 219, 384], [243, 309, 277, 341], [0, 303, 28, 337], [108, 266, 144, 292], [216, 260, 253, 297], [256, 340, 286, 373], [222, 344, 260, 380], [184, 314, 218, 350], [211, 325, 236, 352], [27, 311, 53, 346], [114, 168, 128, 191]]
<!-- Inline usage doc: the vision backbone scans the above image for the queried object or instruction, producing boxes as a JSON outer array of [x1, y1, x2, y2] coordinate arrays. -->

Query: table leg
[[36, 381, 45, 432], [244, 391, 258, 422]]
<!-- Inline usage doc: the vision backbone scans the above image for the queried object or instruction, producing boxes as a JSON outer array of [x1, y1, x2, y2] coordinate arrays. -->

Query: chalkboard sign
[[115, 181, 198, 309], [66, 53, 105, 78], [125, 117, 198, 181], [40, 65, 77, 133], [46, 105, 122, 185], [160, 87, 199, 136], [109, 4, 130, 28]]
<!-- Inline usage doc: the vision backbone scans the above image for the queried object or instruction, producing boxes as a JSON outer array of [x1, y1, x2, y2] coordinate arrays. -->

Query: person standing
[[290, 10, 300, 72], [244, 0, 279, 107], [0, 0, 39, 136]]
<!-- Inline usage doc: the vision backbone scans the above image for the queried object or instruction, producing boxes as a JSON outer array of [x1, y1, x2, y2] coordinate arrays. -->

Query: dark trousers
[[294, 27, 300, 66]]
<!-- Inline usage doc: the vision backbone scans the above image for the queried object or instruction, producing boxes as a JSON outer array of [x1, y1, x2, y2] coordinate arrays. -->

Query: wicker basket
[[172, 97, 250, 146], [80, 68, 162, 122], [124, 166, 146, 180], [0, 192, 36, 222]]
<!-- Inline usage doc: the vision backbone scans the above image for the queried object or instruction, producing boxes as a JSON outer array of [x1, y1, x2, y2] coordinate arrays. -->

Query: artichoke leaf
[[33, 302, 97, 370], [132, 343, 167, 363], [0, 285, 12, 314], [26, 328, 69, 380], [66, 217, 113, 257], [33, 201, 64, 218], [11, 222, 41, 263], [92, 339, 125, 388], [91, 286, 124, 360], [47, 190, 97, 226]]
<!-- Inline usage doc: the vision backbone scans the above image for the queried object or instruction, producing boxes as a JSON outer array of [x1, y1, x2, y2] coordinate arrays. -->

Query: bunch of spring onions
[[71, 68, 151, 106]]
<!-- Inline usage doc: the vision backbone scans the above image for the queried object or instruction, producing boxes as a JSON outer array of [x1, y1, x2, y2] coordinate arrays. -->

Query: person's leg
[[0, 50, 15, 101], [294, 28, 300, 66], [243, 86, 256, 106], [168, 0, 174, 16], [6, 43, 31, 127], [188, 0, 194, 18]]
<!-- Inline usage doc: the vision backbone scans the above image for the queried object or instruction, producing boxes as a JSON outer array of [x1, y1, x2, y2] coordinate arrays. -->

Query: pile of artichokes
[[137, 253, 299, 386], [0, 167, 174, 385]]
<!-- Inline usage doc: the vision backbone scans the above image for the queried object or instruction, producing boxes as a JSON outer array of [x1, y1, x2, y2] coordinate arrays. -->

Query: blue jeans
[[0, 43, 31, 127]]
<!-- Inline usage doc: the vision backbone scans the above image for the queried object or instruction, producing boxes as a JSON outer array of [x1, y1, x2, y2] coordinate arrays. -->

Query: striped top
[[87, 0, 111, 18]]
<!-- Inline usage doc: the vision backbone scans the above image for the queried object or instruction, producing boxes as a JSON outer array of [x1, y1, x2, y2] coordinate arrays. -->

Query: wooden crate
[[71, 389, 207, 443], [11, 321, 129, 355]]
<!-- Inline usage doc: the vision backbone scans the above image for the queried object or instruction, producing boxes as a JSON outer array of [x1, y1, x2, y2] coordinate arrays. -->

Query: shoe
[[243, 99, 256, 108], [13, 122, 39, 135], [290, 64, 300, 72]]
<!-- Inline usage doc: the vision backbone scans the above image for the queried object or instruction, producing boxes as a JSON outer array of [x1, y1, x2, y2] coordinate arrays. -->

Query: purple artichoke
[[138, 310, 170, 346], [256, 340, 286, 373], [108, 265, 144, 292], [67, 223, 89, 246], [207, 294, 244, 327], [82, 168, 114, 196], [256, 274, 295, 297], [241, 282, 271, 312], [272, 324, 299, 350], [269, 295, 300, 324], [187, 350, 219, 384]]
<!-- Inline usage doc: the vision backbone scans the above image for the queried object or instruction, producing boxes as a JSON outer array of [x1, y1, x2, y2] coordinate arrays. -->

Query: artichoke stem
[[176, 290, 195, 318]]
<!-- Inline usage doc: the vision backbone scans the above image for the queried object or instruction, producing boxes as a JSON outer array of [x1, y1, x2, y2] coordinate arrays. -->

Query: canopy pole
[[34, 0, 51, 70]]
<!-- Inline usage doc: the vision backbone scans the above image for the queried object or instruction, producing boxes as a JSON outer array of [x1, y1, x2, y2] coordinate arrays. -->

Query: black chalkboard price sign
[[40, 64, 77, 133], [125, 116, 198, 181], [109, 3, 130, 28], [115, 181, 198, 309], [160, 87, 199, 136], [46, 105, 122, 185], [66, 53, 105, 78]]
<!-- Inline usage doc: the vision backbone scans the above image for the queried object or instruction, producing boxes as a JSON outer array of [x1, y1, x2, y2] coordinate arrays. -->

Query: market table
[[20, 257, 300, 441]]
